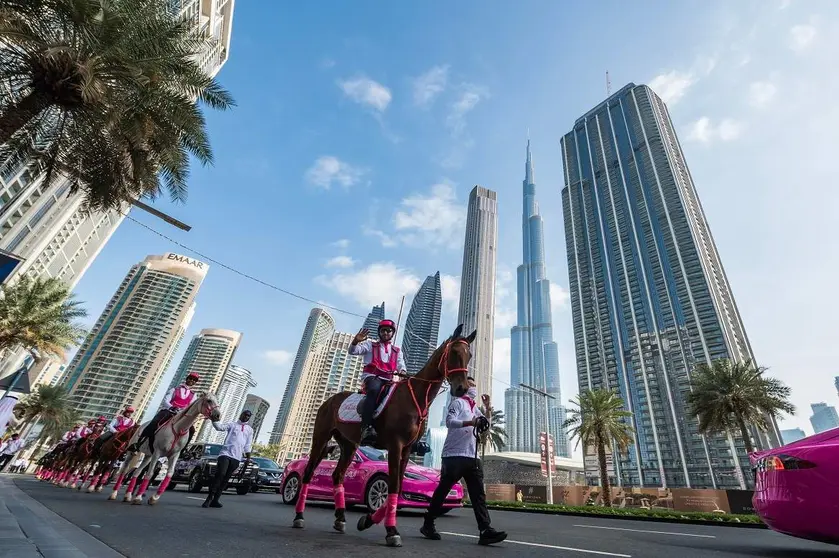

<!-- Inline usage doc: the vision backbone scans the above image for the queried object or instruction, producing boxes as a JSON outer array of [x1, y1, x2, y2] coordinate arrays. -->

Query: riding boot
[[202, 491, 214, 508]]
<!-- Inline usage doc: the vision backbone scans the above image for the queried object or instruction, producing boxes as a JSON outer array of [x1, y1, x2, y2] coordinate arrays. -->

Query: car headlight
[[403, 472, 428, 481]]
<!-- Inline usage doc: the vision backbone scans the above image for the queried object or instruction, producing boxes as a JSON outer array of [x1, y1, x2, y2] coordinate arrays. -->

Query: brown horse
[[291, 324, 474, 547], [83, 424, 141, 493]]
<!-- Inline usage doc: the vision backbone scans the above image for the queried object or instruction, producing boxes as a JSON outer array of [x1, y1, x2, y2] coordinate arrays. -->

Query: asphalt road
[[13, 477, 839, 558]]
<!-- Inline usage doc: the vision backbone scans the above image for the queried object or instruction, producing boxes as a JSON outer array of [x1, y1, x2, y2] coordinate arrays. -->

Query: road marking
[[440, 532, 631, 556], [572, 525, 716, 539], [186, 497, 204, 501]]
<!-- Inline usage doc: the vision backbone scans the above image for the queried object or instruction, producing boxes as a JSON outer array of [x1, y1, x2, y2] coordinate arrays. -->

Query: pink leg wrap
[[334, 485, 345, 509], [125, 477, 138, 495], [384, 493, 398, 528], [372, 502, 387, 524], [295, 483, 309, 513], [89, 475, 101, 487], [156, 476, 171, 495], [81, 473, 89, 483], [70, 474, 78, 484], [113, 474, 125, 490], [137, 478, 151, 497]]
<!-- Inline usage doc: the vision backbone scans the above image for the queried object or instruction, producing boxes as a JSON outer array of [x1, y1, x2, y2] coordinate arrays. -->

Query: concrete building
[[455, 185, 498, 401], [268, 308, 335, 445], [780, 428, 807, 444], [505, 141, 569, 457], [203, 365, 256, 443], [274, 309, 364, 464], [402, 272, 442, 376], [62, 253, 207, 421], [560, 82, 779, 489], [242, 394, 270, 441], [28, 356, 68, 391], [810, 403, 839, 434]]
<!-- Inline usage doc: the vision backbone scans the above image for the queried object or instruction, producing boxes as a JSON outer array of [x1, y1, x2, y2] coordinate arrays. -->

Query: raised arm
[[211, 421, 231, 432]]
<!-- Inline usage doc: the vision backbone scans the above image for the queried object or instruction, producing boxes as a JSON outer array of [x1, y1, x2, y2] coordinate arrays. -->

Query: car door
[[343, 451, 366, 503], [172, 445, 196, 481], [310, 446, 339, 497]]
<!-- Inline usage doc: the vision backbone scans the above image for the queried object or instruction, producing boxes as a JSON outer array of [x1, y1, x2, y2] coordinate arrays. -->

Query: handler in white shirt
[[203, 409, 254, 508], [0, 433, 25, 471]]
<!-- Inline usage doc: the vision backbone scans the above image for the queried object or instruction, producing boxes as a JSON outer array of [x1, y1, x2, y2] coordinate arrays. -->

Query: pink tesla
[[751, 427, 839, 544], [281, 445, 463, 512]]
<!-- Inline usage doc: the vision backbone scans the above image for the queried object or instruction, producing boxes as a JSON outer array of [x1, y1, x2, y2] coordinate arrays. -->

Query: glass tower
[[402, 272, 442, 376], [560, 82, 781, 489]]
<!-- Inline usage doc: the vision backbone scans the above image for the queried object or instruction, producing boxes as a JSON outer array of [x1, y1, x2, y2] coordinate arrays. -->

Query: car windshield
[[359, 446, 418, 465], [203, 444, 222, 457], [251, 457, 281, 471]]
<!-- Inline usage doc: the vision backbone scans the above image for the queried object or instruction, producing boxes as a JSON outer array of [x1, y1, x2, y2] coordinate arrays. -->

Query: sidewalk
[[0, 474, 125, 558]]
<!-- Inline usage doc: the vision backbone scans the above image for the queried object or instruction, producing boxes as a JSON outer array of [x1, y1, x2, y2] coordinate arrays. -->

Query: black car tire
[[188, 470, 203, 493], [275, 488, 281, 494], [281, 473, 300, 505], [236, 482, 250, 496]]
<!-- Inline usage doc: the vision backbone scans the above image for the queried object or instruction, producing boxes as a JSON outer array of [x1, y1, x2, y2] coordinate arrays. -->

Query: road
[[12, 477, 839, 558]]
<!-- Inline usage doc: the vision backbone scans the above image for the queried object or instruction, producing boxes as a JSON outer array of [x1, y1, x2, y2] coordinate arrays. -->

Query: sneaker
[[420, 523, 441, 541], [478, 528, 507, 545]]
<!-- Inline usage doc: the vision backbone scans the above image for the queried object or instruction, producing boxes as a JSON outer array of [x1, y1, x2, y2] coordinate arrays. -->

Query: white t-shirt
[[442, 397, 486, 459]]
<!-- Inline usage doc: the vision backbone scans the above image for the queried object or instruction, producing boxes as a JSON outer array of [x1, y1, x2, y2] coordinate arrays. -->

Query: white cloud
[[648, 71, 695, 105], [320, 58, 336, 69], [305, 156, 366, 189], [413, 65, 449, 107], [446, 84, 489, 136], [749, 81, 777, 108], [390, 183, 465, 249], [687, 117, 744, 144], [325, 256, 355, 269], [337, 76, 392, 112], [550, 283, 570, 315], [316, 262, 421, 311], [789, 24, 816, 52], [264, 350, 292, 366], [440, 273, 460, 315], [331, 239, 350, 249]]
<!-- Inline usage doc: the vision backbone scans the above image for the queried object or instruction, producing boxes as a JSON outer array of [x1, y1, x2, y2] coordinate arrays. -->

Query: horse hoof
[[108, 492, 117, 501], [96, 487, 104, 493], [357, 514, 373, 532], [292, 519, 305, 529], [333, 520, 346, 533], [386, 535, 403, 547], [131, 497, 143, 505], [148, 496, 158, 506], [87, 487, 95, 493]]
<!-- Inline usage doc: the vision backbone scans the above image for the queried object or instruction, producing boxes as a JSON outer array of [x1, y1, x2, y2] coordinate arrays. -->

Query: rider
[[348, 319, 407, 444], [95, 406, 136, 448], [61, 425, 82, 443], [76, 419, 97, 439], [131, 372, 199, 451]]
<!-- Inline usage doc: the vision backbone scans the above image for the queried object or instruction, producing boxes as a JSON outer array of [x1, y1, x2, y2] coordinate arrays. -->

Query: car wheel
[[365, 475, 389, 512], [236, 483, 250, 496], [188, 471, 203, 493], [282, 473, 300, 505]]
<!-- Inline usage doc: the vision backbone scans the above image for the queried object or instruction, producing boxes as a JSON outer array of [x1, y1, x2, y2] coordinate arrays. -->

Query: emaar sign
[[166, 253, 205, 269]]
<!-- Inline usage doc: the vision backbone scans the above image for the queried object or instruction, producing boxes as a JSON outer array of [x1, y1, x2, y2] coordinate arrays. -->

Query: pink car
[[751, 427, 839, 544], [281, 445, 463, 512]]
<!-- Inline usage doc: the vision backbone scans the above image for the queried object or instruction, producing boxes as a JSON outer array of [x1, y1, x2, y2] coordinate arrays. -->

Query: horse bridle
[[405, 338, 471, 435]]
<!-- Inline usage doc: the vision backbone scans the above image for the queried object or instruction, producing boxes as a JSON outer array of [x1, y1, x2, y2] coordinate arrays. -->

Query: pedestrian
[[0, 433, 25, 471], [420, 376, 507, 546], [11, 457, 27, 473], [203, 409, 254, 508]]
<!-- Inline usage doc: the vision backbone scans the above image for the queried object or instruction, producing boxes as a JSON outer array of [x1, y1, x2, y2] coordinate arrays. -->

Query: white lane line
[[186, 496, 204, 500], [572, 524, 716, 539], [440, 532, 631, 557]]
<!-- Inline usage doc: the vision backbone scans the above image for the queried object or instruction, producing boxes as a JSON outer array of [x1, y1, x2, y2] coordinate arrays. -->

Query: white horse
[[107, 392, 220, 505]]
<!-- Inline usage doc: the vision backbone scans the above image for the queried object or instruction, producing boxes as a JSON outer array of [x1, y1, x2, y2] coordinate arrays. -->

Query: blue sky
[[69, 0, 839, 443]]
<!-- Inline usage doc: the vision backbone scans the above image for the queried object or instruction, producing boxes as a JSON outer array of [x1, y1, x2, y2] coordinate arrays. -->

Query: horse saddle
[[337, 384, 397, 424]]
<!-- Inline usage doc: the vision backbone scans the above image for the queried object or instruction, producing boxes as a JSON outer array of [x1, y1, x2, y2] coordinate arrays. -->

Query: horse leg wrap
[[125, 477, 138, 495], [89, 475, 101, 487], [333, 485, 345, 510], [295, 483, 309, 513], [137, 478, 151, 497], [371, 501, 387, 524], [156, 476, 171, 496], [384, 493, 398, 528], [113, 474, 125, 491]]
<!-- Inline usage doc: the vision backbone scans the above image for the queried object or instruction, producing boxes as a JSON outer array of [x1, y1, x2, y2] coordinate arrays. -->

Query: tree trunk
[[597, 434, 611, 507], [735, 414, 755, 454], [0, 90, 52, 146]]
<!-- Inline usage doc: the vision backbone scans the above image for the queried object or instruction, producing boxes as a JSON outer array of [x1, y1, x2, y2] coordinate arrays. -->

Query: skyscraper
[[242, 394, 270, 441], [203, 365, 257, 443], [560, 82, 780, 489], [268, 308, 336, 445], [834, 376, 839, 398], [63, 253, 208, 421], [403, 272, 442, 375], [361, 302, 386, 340], [456, 186, 498, 400], [505, 141, 568, 457], [167, 328, 242, 433], [274, 309, 364, 463], [780, 428, 806, 444], [174, 1, 235, 79], [810, 403, 839, 434]]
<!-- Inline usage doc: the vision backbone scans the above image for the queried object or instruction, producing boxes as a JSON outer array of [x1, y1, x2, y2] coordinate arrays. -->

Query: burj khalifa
[[504, 141, 569, 457]]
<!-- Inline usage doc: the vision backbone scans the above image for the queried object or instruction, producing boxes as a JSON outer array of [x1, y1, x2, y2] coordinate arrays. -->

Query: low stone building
[[482, 451, 585, 486]]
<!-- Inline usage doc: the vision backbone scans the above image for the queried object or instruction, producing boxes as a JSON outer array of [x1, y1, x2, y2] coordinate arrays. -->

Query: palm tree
[[478, 407, 507, 459], [564, 389, 635, 507], [16, 384, 75, 434], [687, 358, 794, 454], [0, 0, 235, 212]]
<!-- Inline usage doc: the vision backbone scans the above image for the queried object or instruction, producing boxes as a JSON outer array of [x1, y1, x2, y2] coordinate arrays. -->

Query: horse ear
[[452, 323, 464, 339], [466, 329, 477, 343]]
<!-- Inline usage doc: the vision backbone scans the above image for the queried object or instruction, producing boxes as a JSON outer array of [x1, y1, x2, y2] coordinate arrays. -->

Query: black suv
[[168, 443, 258, 495], [250, 456, 284, 493]]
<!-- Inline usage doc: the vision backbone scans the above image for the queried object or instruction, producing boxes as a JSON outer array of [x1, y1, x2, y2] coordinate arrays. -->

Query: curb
[[469, 504, 768, 529]]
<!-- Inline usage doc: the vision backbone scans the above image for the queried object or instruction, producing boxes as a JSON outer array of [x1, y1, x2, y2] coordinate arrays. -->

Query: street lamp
[[519, 382, 556, 504]]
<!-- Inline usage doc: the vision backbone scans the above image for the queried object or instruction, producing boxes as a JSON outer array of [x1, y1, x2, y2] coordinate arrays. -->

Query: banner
[[670, 489, 730, 513], [485, 484, 516, 502], [539, 432, 555, 477]]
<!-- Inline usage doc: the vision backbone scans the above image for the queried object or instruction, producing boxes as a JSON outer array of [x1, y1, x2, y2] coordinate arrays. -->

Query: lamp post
[[520, 382, 555, 504]]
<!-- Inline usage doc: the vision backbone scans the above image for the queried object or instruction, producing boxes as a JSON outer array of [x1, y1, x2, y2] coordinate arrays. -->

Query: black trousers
[[426, 456, 491, 531], [210, 455, 240, 495], [0, 454, 14, 471], [362, 376, 385, 427]]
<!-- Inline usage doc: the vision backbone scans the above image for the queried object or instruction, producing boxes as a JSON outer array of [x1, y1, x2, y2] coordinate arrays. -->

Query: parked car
[[281, 445, 463, 512], [251, 456, 284, 493], [751, 427, 839, 544], [167, 443, 259, 495]]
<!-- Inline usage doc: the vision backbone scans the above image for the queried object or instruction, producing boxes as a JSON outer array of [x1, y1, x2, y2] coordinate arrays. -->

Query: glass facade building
[[560, 83, 780, 489], [402, 272, 442, 376], [203, 364, 257, 443]]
